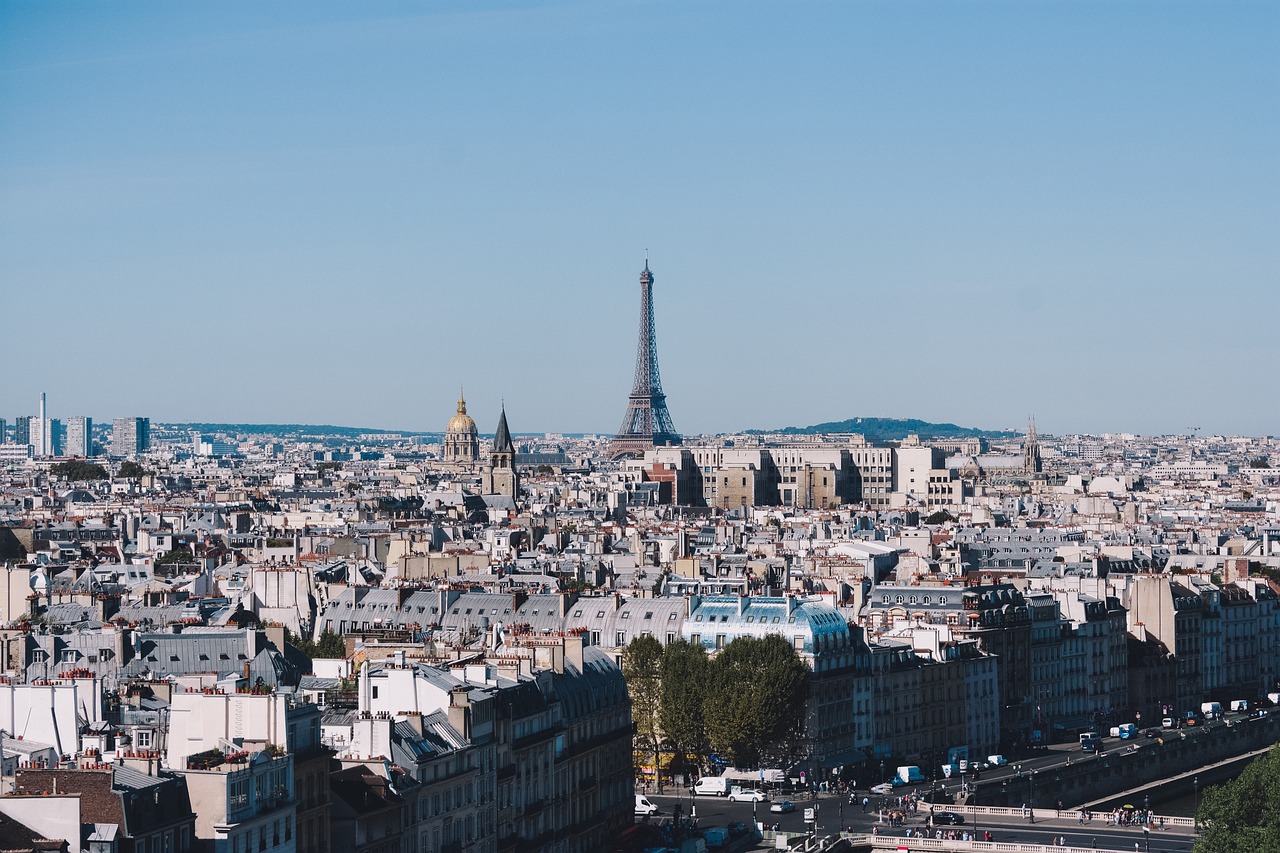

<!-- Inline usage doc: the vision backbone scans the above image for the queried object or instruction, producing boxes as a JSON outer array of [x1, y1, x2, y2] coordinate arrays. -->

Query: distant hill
[[751, 417, 1019, 441], [163, 423, 436, 438]]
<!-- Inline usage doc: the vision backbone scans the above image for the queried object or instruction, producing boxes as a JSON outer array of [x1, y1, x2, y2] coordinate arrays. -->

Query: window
[[668, 612, 677, 620], [371, 686, 379, 699], [621, 612, 630, 620], [596, 610, 605, 618]]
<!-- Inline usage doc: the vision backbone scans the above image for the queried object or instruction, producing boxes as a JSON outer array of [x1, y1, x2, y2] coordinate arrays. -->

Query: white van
[[1230, 700, 1249, 712], [635, 794, 659, 815], [693, 777, 730, 796]]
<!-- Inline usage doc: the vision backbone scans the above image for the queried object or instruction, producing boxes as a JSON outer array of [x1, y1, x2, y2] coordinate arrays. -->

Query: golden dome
[[447, 395, 477, 435]]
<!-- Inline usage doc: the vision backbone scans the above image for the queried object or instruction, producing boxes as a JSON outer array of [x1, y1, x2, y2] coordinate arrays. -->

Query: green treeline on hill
[[753, 416, 1017, 440], [622, 634, 809, 777]]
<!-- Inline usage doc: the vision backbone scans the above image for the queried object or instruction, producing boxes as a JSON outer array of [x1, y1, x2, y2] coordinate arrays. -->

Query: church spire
[[493, 405, 514, 454]]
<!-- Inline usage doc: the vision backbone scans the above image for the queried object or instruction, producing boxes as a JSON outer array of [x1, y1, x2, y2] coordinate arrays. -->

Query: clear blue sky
[[2, 1, 1276, 437]]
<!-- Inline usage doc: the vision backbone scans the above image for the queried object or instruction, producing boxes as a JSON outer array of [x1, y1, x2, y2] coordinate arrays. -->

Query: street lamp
[[969, 769, 978, 837], [1194, 776, 1200, 823], [1028, 770, 1037, 823]]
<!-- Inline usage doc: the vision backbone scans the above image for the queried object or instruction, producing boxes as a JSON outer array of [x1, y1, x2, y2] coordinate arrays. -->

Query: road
[[636, 791, 1197, 851]]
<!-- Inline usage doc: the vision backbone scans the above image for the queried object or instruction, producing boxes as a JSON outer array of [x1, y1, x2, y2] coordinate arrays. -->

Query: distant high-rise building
[[29, 413, 62, 457], [0, 418, 7, 443], [111, 417, 151, 456], [13, 416, 31, 446], [65, 416, 93, 457]]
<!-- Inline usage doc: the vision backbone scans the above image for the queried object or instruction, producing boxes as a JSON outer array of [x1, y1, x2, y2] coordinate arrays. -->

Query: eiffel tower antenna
[[609, 261, 680, 459]]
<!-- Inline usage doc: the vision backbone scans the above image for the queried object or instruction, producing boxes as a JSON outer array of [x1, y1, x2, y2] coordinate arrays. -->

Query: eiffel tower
[[609, 262, 680, 459]]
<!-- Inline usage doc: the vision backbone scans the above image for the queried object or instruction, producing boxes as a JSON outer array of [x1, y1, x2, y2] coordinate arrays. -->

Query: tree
[[155, 546, 194, 566], [704, 635, 809, 769], [925, 510, 955, 525], [313, 630, 346, 658], [659, 640, 710, 773], [1196, 745, 1280, 852], [49, 460, 108, 481], [622, 635, 664, 788], [285, 629, 346, 661], [116, 461, 151, 479], [1249, 458, 1272, 469]]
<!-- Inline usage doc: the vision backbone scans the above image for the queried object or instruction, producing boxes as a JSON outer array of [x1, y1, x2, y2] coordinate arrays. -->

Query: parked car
[[932, 812, 966, 826], [728, 788, 768, 803], [770, 800, 796, 814]]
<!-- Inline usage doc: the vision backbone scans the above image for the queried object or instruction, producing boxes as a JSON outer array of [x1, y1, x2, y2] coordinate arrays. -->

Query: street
[[635, 791, 1197, 851]]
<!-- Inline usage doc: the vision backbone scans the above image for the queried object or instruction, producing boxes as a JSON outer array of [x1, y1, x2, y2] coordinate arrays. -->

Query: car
[[932, 812, 966, 826], [770, 800, 796, 814], [1145, 728, 1163, 739], [728, 789, 768, 803], [727, 821, 748, 838], [870, 783, 895, 796], [1162, 717, 1175, 728], [987, 754, 1008, 766]]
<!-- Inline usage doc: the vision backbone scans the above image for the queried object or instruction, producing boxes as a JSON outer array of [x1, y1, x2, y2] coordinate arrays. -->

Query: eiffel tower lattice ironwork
[[609, 262, 680, 459]]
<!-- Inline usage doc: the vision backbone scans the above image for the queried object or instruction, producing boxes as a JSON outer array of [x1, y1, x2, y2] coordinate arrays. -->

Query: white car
[[728, 788, 768, 803], [870, 783, 895, 796], [986, 754, 1007, 766]]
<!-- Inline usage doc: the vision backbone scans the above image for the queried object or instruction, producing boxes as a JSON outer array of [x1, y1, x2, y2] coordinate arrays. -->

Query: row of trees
[[47, 460, 151, 481], [622, 633, 810, 781]]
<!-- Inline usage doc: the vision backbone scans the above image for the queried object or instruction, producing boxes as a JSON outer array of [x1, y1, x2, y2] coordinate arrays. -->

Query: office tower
[[0, 418, 7, 443], [13, 416, 31, 446], [65, 416, 93, 457], [609, 261, 680, 458], [111, 417, 151, 456]]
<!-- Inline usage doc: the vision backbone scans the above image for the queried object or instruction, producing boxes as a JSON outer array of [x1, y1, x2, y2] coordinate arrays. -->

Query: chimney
[[565, 633, 586, 673], [447, 688, 472, 740]]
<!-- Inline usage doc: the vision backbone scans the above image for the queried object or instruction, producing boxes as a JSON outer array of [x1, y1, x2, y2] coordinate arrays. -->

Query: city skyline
[[2, 2, 1276, 437]]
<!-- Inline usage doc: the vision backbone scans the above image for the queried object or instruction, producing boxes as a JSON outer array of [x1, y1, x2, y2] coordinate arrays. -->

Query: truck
[[895, 765, 926, 785], [1201, 702, 1223, 719], [1110, 723, 1137, 739], [1230, 700, 1249, 712], [693, 776, 731, 796]]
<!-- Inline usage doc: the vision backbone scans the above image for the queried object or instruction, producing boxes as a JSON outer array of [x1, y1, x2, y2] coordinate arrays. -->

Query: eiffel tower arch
[[609, 262, 680, 459]]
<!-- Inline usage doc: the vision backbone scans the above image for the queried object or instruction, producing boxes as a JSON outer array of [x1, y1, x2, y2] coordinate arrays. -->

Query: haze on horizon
[[1, 2, 1276, 438]]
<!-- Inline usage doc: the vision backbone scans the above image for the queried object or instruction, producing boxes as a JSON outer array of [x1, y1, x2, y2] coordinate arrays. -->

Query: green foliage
[[659, 640, 711, 765], [155, 546, 194, 566], [703, 635, 809, 768], [1196, 745, 1280, 852], [286, 628, 347, 661], [315, 631, 346, 658], [49, 460, 108, 481], [1249, 458, 1272, 469], [623, 635, 664, 778], [315, 462, 342, 474], [116, 461, 152, 478], [924, 510, 955, 525]]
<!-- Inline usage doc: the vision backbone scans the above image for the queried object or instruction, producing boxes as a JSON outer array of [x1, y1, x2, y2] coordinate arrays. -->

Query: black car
[[932, 812, 965, 826], [1145, 728, 1163, 739]]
